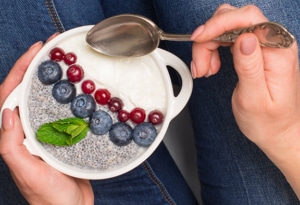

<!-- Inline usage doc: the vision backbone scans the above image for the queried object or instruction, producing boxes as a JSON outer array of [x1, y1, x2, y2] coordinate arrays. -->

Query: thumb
[[0, 108, 35, 170], [232, 33, 267, 99]]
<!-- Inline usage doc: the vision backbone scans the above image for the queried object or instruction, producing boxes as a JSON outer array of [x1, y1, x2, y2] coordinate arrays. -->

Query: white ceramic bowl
[[0, 26, 193, 179]]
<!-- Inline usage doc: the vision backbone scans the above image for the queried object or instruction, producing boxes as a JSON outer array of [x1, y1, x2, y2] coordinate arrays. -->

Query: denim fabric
[[100, 1, 300, 204], [91, 142, 197, 205], [0, 1, 196, 205], [1, 0, 300, 204]]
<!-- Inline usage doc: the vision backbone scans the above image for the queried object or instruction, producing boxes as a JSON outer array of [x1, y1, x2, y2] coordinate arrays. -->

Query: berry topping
[[81, 79, 96, 94], [94, 89, 111, 105], [118, 110, 130, 122], [38, 47, 163, 147], [37, 60, 62, 85], [49, 47, 65, 62], [108, 97, 123, 112], [148, 110, 164, 125], [133, 122, 157, 147], [52, 80, 76, 104], [89, 110, 113, 135], [67, 64, 84, 83], [64, 52, 77, 65], [71, 94, 96, 118], [130, 108, 146, 124], [109, 122, 133, 146]]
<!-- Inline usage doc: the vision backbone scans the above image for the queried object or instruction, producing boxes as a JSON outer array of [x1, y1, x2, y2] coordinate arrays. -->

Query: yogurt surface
[[57, 33, 167, 113]]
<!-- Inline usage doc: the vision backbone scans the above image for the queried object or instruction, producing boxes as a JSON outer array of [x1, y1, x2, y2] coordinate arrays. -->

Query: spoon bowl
[[86, 14, 295, 57], [86, 14, 161, 57]]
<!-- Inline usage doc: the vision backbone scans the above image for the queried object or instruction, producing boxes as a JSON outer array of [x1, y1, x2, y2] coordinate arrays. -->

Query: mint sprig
[[37, 118, 88, 146]]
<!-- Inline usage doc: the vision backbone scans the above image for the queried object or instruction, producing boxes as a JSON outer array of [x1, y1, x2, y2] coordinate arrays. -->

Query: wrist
[[257, 123, 300, 199], [271, 151, 300, 200]]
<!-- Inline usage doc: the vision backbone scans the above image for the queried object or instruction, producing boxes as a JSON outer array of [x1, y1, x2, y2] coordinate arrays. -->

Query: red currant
[[148, 110, 164, 125], [64, 52, 77, 65], [118, 110, 130, 122], [81, 79, 96, 94], [94, 88, 111, 105], [49, 47, 65, 61], [130, 107, 146, 124], [67, 64, 84, 83], [108, 97, 123, 112]]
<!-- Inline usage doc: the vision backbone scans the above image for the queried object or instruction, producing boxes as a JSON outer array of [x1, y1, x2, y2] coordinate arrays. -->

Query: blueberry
[[38, 60, 62, 85], [133, 122, 157, 147], [71, 94, 96, 118], [109, 122, 133, 146], [89, 110, 113, 135], [52, 80, 76, 104]]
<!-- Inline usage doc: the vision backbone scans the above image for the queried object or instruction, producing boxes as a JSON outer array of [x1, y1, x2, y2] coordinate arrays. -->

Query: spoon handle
[[214, 22, 295, 48], [160, 32, 192, 41], [160, 22, 295, 48]]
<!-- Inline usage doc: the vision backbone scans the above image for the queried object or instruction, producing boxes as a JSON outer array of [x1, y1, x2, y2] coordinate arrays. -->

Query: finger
[[260, 43, 299, 102], [232, 33, 269, 106], [0, 41, 43, 106], [45, 32, 60, 44], [190, 4, 268, 79], [191, 4, 268, 42], [191, 41, 221, 78], [0, 109, 40, 172]]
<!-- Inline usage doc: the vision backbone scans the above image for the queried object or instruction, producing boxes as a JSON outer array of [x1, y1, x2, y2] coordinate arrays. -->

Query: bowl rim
[[17, 25, 179, 179]]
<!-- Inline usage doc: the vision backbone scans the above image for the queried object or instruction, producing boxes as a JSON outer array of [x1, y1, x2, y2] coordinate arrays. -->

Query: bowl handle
[[156, 49, 193, 119], [0, 85, 21, 127], [0, 85, 40, 156]]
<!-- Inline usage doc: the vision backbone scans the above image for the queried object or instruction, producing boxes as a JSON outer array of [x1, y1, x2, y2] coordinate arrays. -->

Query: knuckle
[[242, 5, 266, 20], [0, 143, 10, 158], [243, 4, 260, 13], [214, 4, 235, 16]]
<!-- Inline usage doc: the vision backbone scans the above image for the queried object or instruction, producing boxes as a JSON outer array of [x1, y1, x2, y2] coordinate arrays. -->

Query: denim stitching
[[142, 161, 176, 205], [45, 0, 65, 33]]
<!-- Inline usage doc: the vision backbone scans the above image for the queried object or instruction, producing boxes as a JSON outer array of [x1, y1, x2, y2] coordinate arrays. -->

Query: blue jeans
[[1, 0, 300, 204]]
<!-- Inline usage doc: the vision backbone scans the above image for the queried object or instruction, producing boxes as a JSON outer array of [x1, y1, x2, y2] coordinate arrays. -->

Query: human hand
[[191, 4, 300, 198], [0, 36, 94, 205]]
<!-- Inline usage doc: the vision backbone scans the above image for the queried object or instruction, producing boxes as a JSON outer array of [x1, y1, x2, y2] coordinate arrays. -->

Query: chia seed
[[28, 72, 146, 171]]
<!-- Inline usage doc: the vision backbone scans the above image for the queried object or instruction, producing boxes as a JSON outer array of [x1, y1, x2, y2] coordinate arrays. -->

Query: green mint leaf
[[66, 127, 89, 145], [37, 118, 88, 146], [66, 124, 80, 135], [52, 118, 85, 132], [52, 123, 72, 133], [70, 125, 86, 138], [37, 123, 70, 146]]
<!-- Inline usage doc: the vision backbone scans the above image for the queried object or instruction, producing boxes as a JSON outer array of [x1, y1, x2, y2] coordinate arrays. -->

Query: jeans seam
[[45, 0, 65, 33], [142, 161, 176, 205]]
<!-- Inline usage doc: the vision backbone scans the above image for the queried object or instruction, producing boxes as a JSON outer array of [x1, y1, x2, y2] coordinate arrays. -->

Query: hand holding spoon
[[86, 14, 295, 57]]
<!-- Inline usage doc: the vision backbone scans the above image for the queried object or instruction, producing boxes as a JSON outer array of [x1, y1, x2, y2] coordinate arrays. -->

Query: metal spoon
[[86, 14, 295, 57]]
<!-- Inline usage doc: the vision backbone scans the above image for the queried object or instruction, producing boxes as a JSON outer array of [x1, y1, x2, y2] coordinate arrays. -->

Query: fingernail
[[205, 69, 212, 78], [2, 109, 13, 130], [49, 32, 60, 38], [191, 25, 204, 40], [240, 36, 257, 55], [29, 41, 43, 49], [191, 60, 197, 79]]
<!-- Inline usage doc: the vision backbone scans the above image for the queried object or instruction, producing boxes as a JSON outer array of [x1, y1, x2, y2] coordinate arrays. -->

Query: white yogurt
[[56, 33, 167, 113]]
